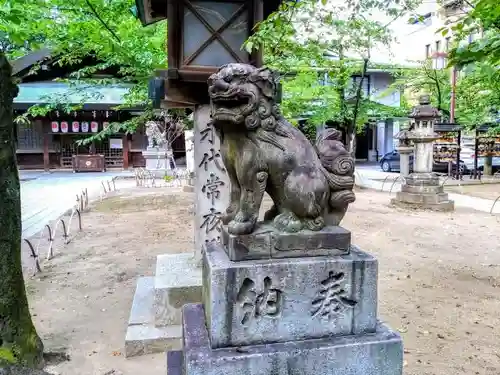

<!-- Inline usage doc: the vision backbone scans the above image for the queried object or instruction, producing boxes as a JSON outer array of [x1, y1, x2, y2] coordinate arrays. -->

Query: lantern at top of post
[[134, 0, 282, 108], [407, 94, 441, 139]]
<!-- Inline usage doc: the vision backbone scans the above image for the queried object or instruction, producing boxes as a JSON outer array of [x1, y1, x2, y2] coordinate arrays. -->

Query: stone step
[[125, 324, 182, 358], [128, 277, 155, 326], [154, 253, 202, 327], [179, 303, 403, 375], [125, 276, 183, 357]]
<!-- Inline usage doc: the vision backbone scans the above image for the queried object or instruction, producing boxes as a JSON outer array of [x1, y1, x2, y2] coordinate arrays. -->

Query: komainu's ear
[[248, 67, 278, 99]]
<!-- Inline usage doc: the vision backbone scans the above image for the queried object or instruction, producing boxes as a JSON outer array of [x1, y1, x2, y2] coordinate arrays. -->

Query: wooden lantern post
[[135, 0, 282, 259]]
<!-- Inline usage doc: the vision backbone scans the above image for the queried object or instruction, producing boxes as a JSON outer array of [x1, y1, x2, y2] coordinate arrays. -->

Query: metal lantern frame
[[135, 0, 281, 108]]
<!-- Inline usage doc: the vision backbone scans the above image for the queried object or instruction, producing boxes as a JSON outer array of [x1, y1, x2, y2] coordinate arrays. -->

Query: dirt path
[[25, 187, 194, 375], [25, 187, 500, 375]]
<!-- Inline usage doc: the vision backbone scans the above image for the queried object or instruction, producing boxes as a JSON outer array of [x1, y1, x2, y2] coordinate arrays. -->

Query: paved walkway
[[20, 170, 133, 238], [355, 166, 500, 214]]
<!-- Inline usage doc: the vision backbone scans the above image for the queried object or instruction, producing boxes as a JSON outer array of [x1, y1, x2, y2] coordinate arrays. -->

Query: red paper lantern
[[90, 121, 99, 133], [51, 121, 59, 132], [103, 121, 110, 129], [61, 121, 69, 133]]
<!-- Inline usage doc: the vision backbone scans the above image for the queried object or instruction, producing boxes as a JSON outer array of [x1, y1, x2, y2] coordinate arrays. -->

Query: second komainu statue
[[208, 63, 355, 235]]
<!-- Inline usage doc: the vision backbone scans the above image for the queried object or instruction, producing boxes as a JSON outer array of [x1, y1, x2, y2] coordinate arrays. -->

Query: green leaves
[[2, 0, 171, 135], [245, 0, 420, 135], [447, 0, 500, 67]]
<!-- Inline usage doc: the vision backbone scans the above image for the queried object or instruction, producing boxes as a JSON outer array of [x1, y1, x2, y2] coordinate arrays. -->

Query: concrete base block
[[154, 253, 202, 327], [405, 173, 440, 186], [392, 187, 454, 211], [203, 242, 378, 348], [401, 183, 443, 194], [391, 197, 454, 211], [124, 277, 182, 358], [170, 303, 403, 375], [221, 223, 351, 261]]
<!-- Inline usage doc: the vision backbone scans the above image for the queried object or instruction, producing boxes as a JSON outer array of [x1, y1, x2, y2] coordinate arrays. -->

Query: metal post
[[456, 129, 461, 180], [474, 128, 479, 179], [450, 67, 457, 123]]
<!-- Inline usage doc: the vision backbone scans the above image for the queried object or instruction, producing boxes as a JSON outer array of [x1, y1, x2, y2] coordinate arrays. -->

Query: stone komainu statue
[[208, 63, 355, 235], [145, 120, 166, 149]]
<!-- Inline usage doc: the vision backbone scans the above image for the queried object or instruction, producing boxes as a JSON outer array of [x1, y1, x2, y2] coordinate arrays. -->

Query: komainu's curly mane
[[208, 63, 355, 235]]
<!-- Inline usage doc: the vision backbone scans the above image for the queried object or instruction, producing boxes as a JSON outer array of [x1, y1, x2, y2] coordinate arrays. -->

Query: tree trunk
[[484, 154, 493, 176], [349, 58, 369, 157], [0, 52, 44, 368], [346, 131, 357, 159]]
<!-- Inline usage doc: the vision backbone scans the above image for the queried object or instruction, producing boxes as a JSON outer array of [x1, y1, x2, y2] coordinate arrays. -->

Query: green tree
[[246, 0, 419, 153], [0, 0, 47, 369], [383, 60, 451, 117], [446, 0, 500, 67]]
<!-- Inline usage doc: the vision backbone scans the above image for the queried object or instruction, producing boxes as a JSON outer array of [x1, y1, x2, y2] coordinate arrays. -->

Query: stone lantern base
[[391, 172, 454, 211]]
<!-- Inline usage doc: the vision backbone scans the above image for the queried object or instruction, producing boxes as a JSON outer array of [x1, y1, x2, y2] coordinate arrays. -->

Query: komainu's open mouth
[[211, 94, 249, 109]]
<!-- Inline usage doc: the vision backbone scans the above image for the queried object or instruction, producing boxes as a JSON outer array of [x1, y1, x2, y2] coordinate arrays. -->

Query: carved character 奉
[[208, 63, 355, 235]]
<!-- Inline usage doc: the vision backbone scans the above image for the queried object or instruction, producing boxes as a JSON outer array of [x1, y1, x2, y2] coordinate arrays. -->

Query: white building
[[289, 0, 475, 160]]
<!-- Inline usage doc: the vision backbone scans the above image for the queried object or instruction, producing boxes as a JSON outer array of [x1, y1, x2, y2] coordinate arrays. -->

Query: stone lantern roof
[[408, 95, 441, 119], [394, 128, 413, 147]]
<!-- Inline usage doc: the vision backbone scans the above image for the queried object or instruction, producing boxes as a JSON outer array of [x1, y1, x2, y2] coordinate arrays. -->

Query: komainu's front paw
[[221, 204, 239, 224], [228, 212, 257, 235], [273, 212, 303, 233]]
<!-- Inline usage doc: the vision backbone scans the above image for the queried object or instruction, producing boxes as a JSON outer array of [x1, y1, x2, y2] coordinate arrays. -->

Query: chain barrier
[[23, 178, 117, 275]]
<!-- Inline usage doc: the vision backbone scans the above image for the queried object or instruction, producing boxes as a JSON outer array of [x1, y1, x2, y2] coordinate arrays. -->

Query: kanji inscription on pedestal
[[194, 106, 230, 260]]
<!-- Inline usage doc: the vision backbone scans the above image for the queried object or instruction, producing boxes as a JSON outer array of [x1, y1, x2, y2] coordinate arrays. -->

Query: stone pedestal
[[167, 226, 403, 375], [392, 173, 454, 211], [142, 148, 171, 177]]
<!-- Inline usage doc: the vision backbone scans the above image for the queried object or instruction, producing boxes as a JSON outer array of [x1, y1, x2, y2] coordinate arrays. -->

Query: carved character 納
[[236, 276, 283, 326], [208, 63, 355, 235]]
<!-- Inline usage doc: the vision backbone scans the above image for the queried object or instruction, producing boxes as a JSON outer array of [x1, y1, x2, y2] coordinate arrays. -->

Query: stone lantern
[[393, 123, 414, 178], [392, 95, 454, 211]]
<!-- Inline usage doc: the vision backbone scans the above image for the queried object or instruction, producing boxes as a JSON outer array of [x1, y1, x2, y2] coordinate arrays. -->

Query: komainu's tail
[[315, 128, 356, 209]]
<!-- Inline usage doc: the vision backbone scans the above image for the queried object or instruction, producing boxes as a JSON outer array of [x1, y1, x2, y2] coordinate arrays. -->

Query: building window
[[435, 40, 441, 53], [445, 37, 451, 52], [425, 44, 431, 58]]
